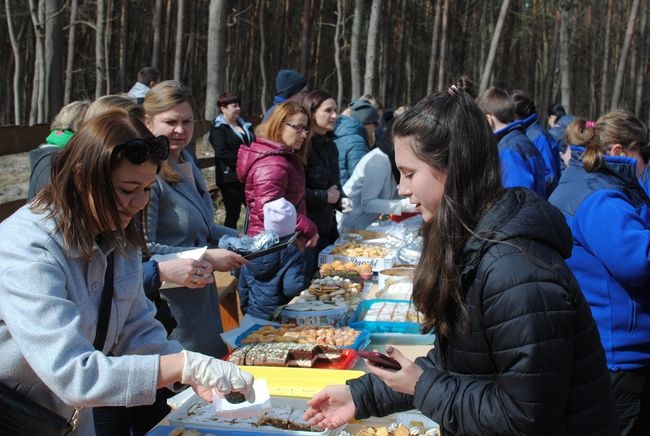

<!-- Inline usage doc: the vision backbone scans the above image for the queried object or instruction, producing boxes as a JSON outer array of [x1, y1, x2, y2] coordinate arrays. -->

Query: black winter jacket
[[305, 133, 344, 239], [208, 116, 254, 185], [349, 189, 618, 435]]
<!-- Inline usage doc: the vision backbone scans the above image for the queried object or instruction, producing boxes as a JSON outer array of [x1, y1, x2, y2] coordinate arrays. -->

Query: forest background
[[2, 0, 649, 129]]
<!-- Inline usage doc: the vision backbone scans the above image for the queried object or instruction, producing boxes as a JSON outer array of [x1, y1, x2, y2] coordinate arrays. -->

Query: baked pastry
[[227, 343, 342, 367]]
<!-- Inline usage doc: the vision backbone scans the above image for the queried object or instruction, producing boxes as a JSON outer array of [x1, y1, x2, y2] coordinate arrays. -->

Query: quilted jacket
[[237, 137, 317, 239], [348, 188, 618, 435], [334, 115, 370, 186], [305, 132, 344, 239]]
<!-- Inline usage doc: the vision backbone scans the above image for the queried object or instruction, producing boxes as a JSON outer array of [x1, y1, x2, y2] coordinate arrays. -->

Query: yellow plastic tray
[[238, 366, 364, 399]]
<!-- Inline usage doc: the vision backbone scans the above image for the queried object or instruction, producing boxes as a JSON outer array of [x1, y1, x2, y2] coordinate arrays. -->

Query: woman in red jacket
[[236, 101, 318, 319]]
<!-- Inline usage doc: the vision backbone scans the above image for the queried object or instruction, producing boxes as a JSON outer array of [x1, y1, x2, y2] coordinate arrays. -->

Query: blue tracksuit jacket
[[549, 145, 650, 371]]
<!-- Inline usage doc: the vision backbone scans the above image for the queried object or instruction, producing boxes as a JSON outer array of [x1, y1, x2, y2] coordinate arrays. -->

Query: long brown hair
[[393, 90, 503, 338], [566, 109, 649, 172], [255, 101, 311, 162], [32, 111, 164, 258]]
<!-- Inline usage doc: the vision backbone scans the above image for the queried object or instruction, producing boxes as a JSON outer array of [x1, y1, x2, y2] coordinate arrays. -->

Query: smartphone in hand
[[358, 350, 402, 370]]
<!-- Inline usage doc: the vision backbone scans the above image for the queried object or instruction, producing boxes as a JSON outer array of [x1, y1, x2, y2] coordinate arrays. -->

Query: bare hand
[[204, 248, 249, 272], [158, 259, 214, 289], [304, 385, 355, 429], [364, 346, 423, 395], [327, 185, 341, 204], [305, 233, 319, 248]]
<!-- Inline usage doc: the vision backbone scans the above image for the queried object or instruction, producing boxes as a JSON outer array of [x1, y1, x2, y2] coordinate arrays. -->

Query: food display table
[[149, 221, 436, 435]]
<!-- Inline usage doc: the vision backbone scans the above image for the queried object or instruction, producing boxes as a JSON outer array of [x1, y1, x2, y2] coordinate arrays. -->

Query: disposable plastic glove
[[399, 198, 417, 213], [340, 198, 353, 214], [181, 350, 254, 399]]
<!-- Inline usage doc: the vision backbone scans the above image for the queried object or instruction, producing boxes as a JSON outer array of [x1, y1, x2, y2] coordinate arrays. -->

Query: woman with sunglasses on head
[[143, 81, 248, 358], [304, 89, 617, 435], [549, 110, 650, 434], [44, 94, 217, 338], [236, 101, 319, 319], [0, 111, 254, 435]]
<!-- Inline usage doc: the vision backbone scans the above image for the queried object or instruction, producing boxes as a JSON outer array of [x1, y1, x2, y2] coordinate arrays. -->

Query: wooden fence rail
[[0, 121, 215, 222]]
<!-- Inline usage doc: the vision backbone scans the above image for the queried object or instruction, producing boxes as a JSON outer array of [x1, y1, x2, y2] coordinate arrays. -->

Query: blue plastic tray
[[349, 299, 435, 345], [234, 324, 371, 351]]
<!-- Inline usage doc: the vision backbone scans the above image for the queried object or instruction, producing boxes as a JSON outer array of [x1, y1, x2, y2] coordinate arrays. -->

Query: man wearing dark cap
[[334, 98, 379, 185], [262, 69, 309, 121]]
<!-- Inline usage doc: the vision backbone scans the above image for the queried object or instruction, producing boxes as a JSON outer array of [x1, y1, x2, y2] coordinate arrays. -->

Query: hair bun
[[448, 84, 462, 96]]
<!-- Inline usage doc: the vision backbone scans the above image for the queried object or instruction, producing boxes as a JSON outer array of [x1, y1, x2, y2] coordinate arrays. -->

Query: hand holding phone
[[358, 350, 402, 370]]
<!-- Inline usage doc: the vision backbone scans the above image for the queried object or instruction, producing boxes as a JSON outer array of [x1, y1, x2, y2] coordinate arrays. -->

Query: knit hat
[[275, 70, 308, 99], [263, 198, 297, 237], [349, 99, 379, 125]]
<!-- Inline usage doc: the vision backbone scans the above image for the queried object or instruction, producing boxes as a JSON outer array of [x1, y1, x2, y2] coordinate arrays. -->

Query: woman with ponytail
[[549, 110, 650, 434]]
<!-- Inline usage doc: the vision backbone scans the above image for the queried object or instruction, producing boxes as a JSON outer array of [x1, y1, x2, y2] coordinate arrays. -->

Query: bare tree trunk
[[634, 0, 647, 116], [103, 0, 112, 94], [5, 0, 23, 125], [118, 0, 128, 92], [350, 0, 365, 99], [479, 0, 510, 95], [599, 0, 613, 114], [426, 0, 442, 95], [95, 0, 105, 98], [162, 0, 173, 80], [29, 0, 46, 124], [174, 0, 185, 81], [258, 0, 267, 115], [335, 0, 344, 106], [152, 0, 164, 68], [45, 0, 64, 119], [64, 0, 79, 104], [436, 0, 449, 92], [300, 0, 312, 75], [205, 0, 227, 121], [363, 0, 381, 96], [611, 0, 640, 109], [559, 0, 571, 112]]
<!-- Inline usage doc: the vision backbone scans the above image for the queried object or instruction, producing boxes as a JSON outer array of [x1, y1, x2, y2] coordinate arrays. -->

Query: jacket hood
[[237, 137, 294, 183], [212, 113, 253, 131], [463, 189, 573, 274], [334, 115, 368, 140]]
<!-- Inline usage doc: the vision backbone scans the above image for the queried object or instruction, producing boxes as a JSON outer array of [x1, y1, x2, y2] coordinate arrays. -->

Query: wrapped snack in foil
[[218, 231, 280, 255]]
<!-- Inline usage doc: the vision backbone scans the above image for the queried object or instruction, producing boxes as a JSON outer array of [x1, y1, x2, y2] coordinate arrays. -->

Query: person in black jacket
[[209, 92, 255, 229], [302, 90, 351, 286], [304, 88, 618, 435]]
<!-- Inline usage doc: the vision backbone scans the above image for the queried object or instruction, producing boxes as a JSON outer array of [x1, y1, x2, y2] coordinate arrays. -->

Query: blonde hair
[[84, 95, 143, 124], [51, 100, 91, 132], [566, 109, 649, 172], [144, 80, 197, 183], [255, 101, 310, 162]]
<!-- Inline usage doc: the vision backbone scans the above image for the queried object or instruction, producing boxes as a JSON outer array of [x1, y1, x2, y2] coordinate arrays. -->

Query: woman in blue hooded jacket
[[548, 110, 650, 435]]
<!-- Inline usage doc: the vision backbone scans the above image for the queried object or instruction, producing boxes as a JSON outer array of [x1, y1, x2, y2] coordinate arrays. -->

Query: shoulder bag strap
[[93, 251, 114, 351]]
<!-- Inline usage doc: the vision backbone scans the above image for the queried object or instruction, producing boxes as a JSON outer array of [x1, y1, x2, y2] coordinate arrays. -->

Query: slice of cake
[[257, 407, 292, 429]]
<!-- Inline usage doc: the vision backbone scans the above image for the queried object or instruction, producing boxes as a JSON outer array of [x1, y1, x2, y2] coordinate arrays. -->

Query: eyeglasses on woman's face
[[113, 136, 170, 165], [285, 122, 309, 135]]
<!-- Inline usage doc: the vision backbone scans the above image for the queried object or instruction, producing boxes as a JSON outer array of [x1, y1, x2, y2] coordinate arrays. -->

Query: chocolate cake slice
[[286, 343, 318, 367], [316, 344, 343, 363]]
